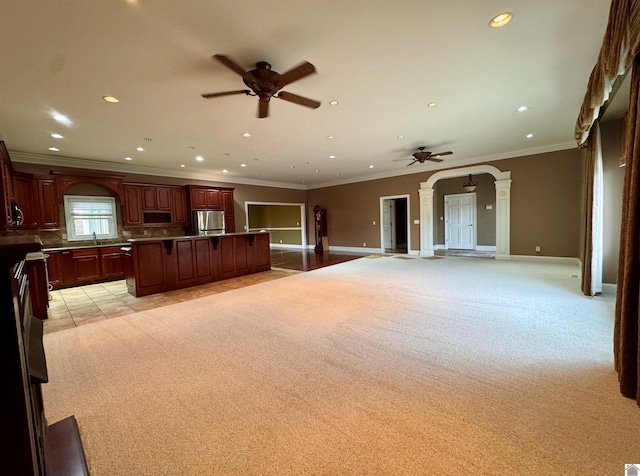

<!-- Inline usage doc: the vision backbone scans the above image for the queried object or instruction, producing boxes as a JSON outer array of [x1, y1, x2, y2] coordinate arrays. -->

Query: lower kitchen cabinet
[[46, 246, 127, 289]]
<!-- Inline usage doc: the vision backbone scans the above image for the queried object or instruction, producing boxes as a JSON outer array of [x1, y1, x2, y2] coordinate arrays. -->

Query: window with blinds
[[63, 195, 118, 241]]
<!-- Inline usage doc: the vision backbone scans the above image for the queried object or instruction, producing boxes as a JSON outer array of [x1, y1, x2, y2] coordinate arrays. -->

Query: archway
[[419, 164, 512, 260]]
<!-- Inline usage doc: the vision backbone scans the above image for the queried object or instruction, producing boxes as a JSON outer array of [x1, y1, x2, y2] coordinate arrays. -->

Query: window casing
[[63, 195, 118, 241]]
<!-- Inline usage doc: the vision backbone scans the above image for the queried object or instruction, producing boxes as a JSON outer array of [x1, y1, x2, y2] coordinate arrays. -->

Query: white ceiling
[[0, 1, 609, 190]]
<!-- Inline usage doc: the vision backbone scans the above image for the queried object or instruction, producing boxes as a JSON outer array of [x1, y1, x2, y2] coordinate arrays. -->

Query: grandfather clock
[[313, 205, 327, 254]]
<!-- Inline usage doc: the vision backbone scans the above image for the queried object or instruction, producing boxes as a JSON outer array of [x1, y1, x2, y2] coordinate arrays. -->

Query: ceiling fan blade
[[429, 151, 453, 159], [276, 61, 316, 88], [428, 158, 444, 162], [201, 89, 251, 99], [277, 91, 321, 109], [258, 98, 270, 118], [392, 158, 410, 162], [406, 159, 418, 166], [213, 54, 247, 77]]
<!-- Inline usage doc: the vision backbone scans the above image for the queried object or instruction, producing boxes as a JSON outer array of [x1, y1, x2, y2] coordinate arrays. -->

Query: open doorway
[[380, 195, 409, 254]]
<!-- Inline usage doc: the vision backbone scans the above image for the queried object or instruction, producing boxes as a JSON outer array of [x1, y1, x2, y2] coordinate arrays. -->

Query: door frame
[[244, 201, 307, 249], [444, 192, 476, 250], [379, 194, 410, 254]]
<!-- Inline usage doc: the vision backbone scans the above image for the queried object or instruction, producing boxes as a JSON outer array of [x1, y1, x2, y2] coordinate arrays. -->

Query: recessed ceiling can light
[[136, 147, 144, 152], [180, 164, 186, 168], [242, 132, 251, 137], [240, 163, 247, 167], [48, 147, 60, 152], [397, 135, 404, 139], [223, 169, 229, 174], [289, 165, 295, 169], [329, 155, 336, 159], [369, 165, 374, 169], [428, 102, 438, 107], [490, 12, 512, 28], [327, 135, 334, 139], [315, 170, 320, 173], [52, 113, 71, 125], [336, 174, 340, 177], [526, 133, 534, 138], [103, 96, 120, 103], [195, 156, 204, 162], [124, 157, 133, 161], [50, 133, 63, 139], [516, 106, 529, 112], [329, 100, 339, 106]]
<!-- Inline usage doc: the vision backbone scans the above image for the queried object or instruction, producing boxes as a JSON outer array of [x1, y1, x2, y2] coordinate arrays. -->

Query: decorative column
[[494, 179, 512, 260], [419, 187, 434, 257]]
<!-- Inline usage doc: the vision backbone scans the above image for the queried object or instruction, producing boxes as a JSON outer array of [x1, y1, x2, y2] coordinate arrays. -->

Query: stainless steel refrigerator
[[193, 210, 225, 235]]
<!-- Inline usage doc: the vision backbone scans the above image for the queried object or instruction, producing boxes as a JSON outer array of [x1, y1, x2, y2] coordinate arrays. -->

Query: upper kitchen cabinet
[[123, 183, 188, 227], [0, 141, 16, 229], [221, 189, 235, 233], [171, 187, 187, 226], [142, 186, 172, 212], [188, 186, 221, 210], [36, 178, 60, 229], [123, 184, 143, 226], [12, 173, 38, 228]]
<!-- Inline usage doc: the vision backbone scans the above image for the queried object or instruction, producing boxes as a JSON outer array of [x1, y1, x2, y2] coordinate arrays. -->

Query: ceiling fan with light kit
[[201, 54, 321, 118], [393, 146, 453, 166]]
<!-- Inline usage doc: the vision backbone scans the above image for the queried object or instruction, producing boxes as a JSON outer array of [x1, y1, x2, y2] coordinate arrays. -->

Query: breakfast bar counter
[[125, 232, 271, 297]]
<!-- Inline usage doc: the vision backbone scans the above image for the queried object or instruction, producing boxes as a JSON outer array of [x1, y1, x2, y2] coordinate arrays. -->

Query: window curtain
[[614, 54, 640, 402], [576, 0, 640, 404], [581, 123, 604, 296]]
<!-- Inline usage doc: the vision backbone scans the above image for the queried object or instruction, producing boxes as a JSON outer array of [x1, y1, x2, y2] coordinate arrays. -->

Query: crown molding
[[8, 151, 308, 190]]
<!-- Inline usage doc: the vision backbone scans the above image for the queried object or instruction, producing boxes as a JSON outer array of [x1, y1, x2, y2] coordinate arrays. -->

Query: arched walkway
[[419, 164, 512, 260]]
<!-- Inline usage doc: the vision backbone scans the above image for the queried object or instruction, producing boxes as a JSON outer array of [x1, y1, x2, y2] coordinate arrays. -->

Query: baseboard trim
[[510, 255, 581, 266], [329, 245, 383, 254], [476, 245, 497, 252], [433, 244, 445, 251], [269, 243, 305, 250], [602, 283, 617, 295]]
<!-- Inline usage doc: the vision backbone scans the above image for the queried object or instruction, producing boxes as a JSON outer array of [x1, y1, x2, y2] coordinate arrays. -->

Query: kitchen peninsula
[[125, 231, 271, 297]]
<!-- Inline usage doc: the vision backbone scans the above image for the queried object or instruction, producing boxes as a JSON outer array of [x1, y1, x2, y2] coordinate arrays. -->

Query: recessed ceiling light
[[369, 165, 374, 169], [327, 135, 334, 139], [240, 163, 247, 168], [223, 169, 229, 174], [103, 96, 119, 103], [196, 156, 204, 162], [336, 174, 340, 177], [516, 106, 529, 113], [50, 133, 63, 139], [490, 12, 512, 28], [242, 132, 251, 137], [428, 102, 438, 108], [526, 133, 534, 138], [48, 147, 60, 152], [124, 157, 133, 161], [52, 114, 71, 125], [315, 170, 320, 173], [180, 164, 186, 168], [289, 165, 295, 169], [329, 155, 336, 159], [397, 135, 404, 139], [329, 100, 339, 106], [136, 147, 144, 152]]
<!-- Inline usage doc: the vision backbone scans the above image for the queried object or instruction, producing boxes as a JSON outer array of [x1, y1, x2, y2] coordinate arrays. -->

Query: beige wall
[[601, 118, 625, 283], [434, 173, 496, 247], [14, 147, 585, 257]]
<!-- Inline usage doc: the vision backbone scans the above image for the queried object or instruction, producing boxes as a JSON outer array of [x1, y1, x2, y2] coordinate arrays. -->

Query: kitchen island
[[125, 232, 271, 297]]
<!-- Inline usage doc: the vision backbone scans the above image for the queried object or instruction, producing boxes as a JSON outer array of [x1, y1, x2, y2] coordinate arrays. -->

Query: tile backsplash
[[1, 226, 187, 248]]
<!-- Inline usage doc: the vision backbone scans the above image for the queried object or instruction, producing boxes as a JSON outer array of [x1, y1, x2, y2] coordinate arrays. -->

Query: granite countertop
[[127, 231, 268, 243], [44, 242, 130, 252]]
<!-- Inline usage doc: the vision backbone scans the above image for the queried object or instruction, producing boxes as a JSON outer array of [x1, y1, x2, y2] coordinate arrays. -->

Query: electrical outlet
[[163, 229, 168, 235], [61, 233, 67, 239], [535, 246, 541, 253], [414, 219, 419, 224], [144, 230, 148, 236], [372, 220, 376, 225], [363, 242, 367, 247], [279, 239, 283, 243]]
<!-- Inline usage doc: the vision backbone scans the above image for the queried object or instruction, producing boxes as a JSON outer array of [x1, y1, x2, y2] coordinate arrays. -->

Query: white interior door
[[382, 199, 393, 250], [445, 193, 476, 250]]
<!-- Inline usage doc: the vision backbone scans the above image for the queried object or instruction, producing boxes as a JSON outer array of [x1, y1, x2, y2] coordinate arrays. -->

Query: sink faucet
[[92, 231, 97, 245]]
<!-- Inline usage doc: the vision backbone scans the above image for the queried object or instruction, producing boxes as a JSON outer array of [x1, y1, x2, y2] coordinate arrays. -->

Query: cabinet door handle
[[15, 207, 24, 226]]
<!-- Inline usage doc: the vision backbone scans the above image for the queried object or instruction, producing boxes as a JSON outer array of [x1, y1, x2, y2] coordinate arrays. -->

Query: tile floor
[[44, 268, 300, 335]]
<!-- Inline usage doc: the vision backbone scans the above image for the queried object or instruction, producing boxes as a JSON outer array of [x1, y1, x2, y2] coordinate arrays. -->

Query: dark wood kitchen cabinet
[[221, 189, 235, 232], [13, 173, 39, 229], [142, 186, 171, 212], [72, 249, 101, 284], [100, 246, 127, 280], [36, 178, 60, 229], [123, 184, 143, 226], [188, 186, 221, 210], [175, 237, 213, 288], [171, 187, 187, 226]]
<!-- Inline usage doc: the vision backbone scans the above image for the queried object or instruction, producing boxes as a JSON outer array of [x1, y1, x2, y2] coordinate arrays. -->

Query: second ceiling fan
[[201, 54, 321, 118], [394, 147, 453, 166]]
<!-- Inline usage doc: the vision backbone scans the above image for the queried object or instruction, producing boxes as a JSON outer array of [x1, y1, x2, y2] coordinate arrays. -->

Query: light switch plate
[[413, 219, 419, 224]]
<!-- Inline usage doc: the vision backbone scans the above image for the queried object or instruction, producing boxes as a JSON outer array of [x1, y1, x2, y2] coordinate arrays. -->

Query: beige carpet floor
[[42, 256, 640, 475]]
